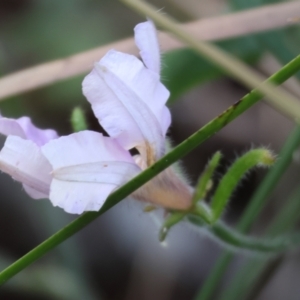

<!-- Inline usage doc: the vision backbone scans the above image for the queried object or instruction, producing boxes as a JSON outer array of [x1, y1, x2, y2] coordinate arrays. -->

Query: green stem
[[194, 125, 300, 300], [121, 0, 300, 121], [211, 149, 275, 221], [193, 202, 214, 224], [1, 53, 300, 287], [220, 185, 300, 300], [159, 212, 185, 241], [189, 216, 300, 254], [192, 152, 222, 204]]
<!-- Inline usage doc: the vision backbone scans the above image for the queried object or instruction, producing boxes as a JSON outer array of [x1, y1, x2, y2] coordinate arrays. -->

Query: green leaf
[[230, 0, 280, 10], [257, 29, 300, 80], [163, 36, 262, 103]]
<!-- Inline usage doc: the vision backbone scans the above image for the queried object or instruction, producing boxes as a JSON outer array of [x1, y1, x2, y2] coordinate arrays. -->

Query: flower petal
[[134, 20, 160, 74], [0, 115, 58, 146], [0, 136, 52, 198], [0, 117, 25, 139], [41, 131, 140, 214], [54, 161, 140, 184], [48, 180, 116, 214], [133, 167, 192, 210], [23, 185, 50, 199], [82, 50, 170, 161]]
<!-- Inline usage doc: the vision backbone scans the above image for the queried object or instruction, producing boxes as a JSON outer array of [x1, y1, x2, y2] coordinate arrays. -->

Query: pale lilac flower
[[0, 115, 58, 199], [82, 20, 171, 165], [0, 114, 58, 146], [41, 131, 140, 213], [0, 20, 192, 214], [82, 20, 191, 210]]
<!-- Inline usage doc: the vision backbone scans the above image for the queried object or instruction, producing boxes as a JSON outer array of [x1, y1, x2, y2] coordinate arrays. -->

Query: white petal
[[134, 20, 161, 74], [16, 117, 58, 146], [41, 131, 135, 168], [0, 115, 58, 146], [50, 161, 140, 214], [0, 136, 52, 198], [54, 161, 140, 184], [161, 105, 172, 136], [41, 131, 141, 214], [49, 180, 116, 214], [0, 117, 26, 139], [83, 50, 171, 160], [23, 184, 49, 199]]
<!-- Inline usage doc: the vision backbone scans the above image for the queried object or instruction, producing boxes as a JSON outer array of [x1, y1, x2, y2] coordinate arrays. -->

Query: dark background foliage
[[0, 0, 299, 299]]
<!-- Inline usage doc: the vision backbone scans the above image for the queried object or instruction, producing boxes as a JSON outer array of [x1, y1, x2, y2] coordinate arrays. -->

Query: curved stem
[[220, 184, 300, 300], [189, 217, 300, 254], [195, 125, 300, 300], [211, 149, 275, 221]]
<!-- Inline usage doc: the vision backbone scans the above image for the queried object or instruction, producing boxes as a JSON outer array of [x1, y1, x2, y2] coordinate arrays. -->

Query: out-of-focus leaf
[[0, 0, 124, 132], [257, 29, 300, 80], [0, 96, 31, 117], [0, 253, 97, 300], [229, 0, 300, 81], [230, 0, 279, 10], [162, 36, 262, 103], [0, 0, 116, 66]]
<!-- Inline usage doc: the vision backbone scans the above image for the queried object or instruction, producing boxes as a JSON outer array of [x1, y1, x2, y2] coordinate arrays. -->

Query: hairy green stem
[[193, 152, 222, 204], [121, 0, 300, 121], [195, 125, 300, 300], [189, 216, 300, 254], [1, 53, 300, 287], [211, 149, 275, 221], [220, 185, 300, 300]]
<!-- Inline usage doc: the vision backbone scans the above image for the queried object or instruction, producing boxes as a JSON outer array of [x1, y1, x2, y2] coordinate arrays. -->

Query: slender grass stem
[[1, 48, 300, 288]]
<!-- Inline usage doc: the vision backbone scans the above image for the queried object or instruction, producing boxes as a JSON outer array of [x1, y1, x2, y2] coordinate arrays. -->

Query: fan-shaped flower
[[0, 20, 192, 214]]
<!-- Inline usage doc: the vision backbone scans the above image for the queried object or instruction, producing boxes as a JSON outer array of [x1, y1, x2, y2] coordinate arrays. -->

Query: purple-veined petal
[[134, 20, 160, 74], [41, 131, 141, 214], [82, 50, 171, 161], [0, 115, 58, 146], [0, 136, 52, 199]]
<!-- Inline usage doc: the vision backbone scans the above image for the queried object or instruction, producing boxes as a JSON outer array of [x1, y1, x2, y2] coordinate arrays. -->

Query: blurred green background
[[0, 0, 300, 299]]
